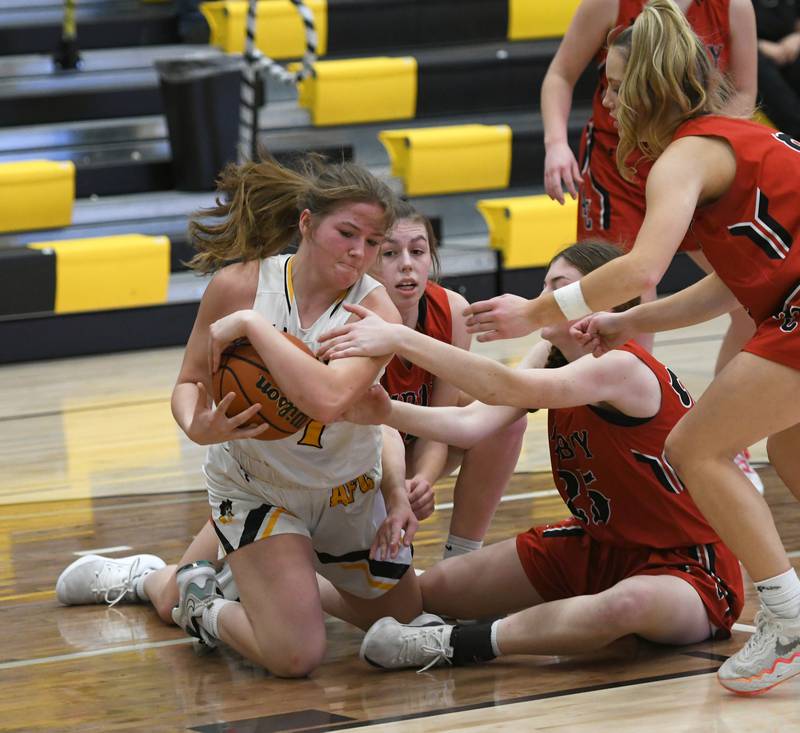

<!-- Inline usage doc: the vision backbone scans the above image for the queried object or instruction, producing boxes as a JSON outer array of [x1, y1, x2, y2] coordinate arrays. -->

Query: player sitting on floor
[[316, 241, 745, 671]]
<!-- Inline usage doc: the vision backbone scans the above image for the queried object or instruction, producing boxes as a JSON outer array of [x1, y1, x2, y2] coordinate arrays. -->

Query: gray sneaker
[[171, 561, 220, 649], [215, 561, 239, 601], [360, 615, 453, 672], [56, 554, 165, 607], [718, 607, 800, 695]]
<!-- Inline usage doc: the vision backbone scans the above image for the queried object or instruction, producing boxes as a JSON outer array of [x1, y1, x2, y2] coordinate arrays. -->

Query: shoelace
[[92, 559, 140, 608], [397, 626, 452, 674], [738, 610, 777, 662]]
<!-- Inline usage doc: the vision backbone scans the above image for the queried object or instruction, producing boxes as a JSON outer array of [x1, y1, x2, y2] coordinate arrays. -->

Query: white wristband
[[552, 280, 592, 321]]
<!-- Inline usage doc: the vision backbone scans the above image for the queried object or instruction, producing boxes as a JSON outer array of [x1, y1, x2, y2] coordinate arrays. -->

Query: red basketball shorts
[[516, 518, 744, 638]]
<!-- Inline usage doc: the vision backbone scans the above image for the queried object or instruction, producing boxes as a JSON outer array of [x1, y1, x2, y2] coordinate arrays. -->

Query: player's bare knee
[[267, 642, 326, 678], [597, 586, 650, 636]]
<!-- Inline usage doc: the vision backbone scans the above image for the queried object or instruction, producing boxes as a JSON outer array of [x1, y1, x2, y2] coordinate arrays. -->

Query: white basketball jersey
[[220, 253, 384, 488]]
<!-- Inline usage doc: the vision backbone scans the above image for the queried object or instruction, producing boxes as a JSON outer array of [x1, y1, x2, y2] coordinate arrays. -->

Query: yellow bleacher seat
[[200, 0, 328, 57], [477, 195, 578, 269], [28, 234, 170, 314], [379, 124, 512, 196], [0, 160, 74, 233], [297, 57, 417, 126], [508, 0, 581, 40]]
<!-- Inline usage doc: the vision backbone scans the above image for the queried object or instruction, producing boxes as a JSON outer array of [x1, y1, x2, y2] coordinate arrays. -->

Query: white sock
[[489, 619, 503, 657], [443, 534, 483, 559], [756, 568, 800, 619], [201, 598, 236, 638], [134, 571, 153, 602]]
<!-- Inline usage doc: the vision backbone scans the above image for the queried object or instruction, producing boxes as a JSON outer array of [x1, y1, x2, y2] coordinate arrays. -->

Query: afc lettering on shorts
[[329, 472, 376, 507]]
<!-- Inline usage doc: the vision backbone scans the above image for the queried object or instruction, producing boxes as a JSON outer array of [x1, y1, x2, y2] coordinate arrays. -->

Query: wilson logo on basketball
[[213, 336, 315, 441], [255, 376, 309, 429]]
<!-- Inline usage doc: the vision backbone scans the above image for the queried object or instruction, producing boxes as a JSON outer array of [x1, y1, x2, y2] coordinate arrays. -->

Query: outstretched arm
[[463, 137, 734, 342], [341, 342, 549, 446], [342, 386, 527, 449], [573, 272, 741, 356], [322, 307, 658, 415]]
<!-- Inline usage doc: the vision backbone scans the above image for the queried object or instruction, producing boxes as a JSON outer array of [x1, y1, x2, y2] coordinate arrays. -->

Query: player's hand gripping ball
[[212, 335, 313, 440]]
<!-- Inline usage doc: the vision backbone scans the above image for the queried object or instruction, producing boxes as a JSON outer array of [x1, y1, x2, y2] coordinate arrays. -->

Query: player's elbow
[[623, 256, 662, 299], [299, 394, 342, 426], [638, 270, 661, 295], [300, 385, 359, 425]]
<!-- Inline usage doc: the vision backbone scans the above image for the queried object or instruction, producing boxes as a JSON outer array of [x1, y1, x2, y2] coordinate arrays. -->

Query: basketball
[[213, 334, 313, 440]]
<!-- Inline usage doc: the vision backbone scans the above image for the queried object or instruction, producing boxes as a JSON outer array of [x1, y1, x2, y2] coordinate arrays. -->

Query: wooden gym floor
[[1, 316, 798, 732]]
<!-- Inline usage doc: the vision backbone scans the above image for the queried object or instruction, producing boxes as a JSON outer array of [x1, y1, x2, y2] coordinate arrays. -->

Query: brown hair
[[383, 199, 441, 279], [610, 0, 736, 181], [188, 155, 397, 273], [545, 240, 640, 368]]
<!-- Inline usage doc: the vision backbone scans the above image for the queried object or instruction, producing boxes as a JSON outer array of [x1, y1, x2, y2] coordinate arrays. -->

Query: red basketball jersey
[[578, 0, 731, 247], [673, 116, 800, 325], [381, 282, 453, 441], [547, 342, 721, 549]]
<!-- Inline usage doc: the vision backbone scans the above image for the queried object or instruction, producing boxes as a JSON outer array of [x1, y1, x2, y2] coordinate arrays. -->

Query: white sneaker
[[360, 615, 453, 672], [171, 561, 220, 649], [56, 554, 165, 607], [409, 613, 445, 627], [734, 450, 764, 495], [718, 607, 800, 695]]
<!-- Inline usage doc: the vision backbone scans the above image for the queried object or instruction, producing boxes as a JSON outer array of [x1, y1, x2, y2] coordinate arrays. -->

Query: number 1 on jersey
[[298, 419, 326, 448]]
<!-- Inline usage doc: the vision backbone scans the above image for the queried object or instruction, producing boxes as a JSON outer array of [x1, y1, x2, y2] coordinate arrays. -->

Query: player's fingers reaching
[[319, 312, 398, 360], [341, 302, 372, 319], [317, 323, 353, 344], [316, 334, 352, 361], [233, 422, 271, 440], [228, 401, 262, 427], [464, 310, 493, 329], [462, 298, 493, 320], [466, 293, 537, 340], [214, 391, 237, 417]]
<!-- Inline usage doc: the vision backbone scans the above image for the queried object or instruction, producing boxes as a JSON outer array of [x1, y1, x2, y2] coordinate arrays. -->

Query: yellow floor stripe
[[0, 589, 55, 603]]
